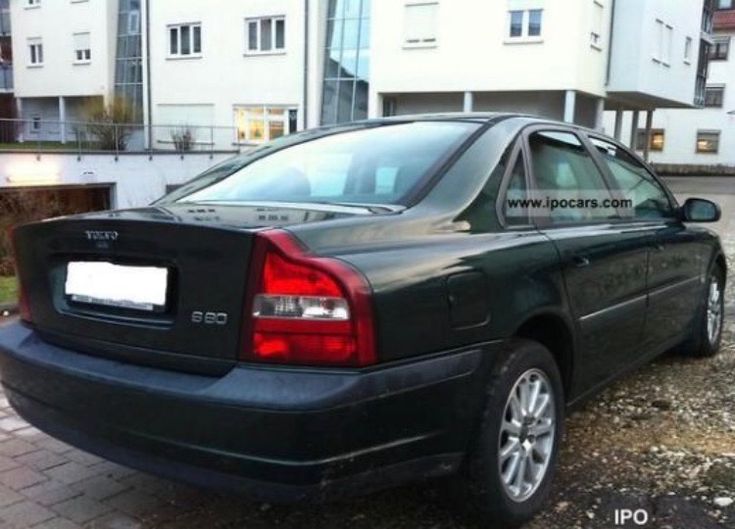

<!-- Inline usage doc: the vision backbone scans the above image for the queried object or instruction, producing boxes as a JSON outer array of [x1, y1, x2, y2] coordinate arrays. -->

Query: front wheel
[[681, 267, 725, 358], [461, 339, 564, 527]]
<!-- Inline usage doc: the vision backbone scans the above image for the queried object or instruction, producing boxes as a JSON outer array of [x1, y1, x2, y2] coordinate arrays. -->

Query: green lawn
[[0, 141, 74, 151], [0, 276, 18, 305]]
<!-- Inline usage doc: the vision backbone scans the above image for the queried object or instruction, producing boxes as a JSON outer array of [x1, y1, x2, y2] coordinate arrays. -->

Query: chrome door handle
[[572, 256, 590, 268]]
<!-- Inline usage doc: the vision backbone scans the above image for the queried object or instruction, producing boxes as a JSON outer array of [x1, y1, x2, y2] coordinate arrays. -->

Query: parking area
[[0, 177, 733, 529]]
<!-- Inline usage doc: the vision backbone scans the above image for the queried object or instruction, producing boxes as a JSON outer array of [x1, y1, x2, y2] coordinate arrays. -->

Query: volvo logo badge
[[85, 230, 119, 242]]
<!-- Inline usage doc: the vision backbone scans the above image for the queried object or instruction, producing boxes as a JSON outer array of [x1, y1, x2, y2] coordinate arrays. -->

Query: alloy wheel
[[498, 368, 556, 503], [707, 276, 723, 345]]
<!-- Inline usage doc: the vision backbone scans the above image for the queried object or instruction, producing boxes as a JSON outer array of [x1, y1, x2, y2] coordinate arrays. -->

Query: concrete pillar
[[563, 90, 576, 123], [643, 110, 654, 162], [15, 97, 23, 143], [613, 109, 623, 140], [463, 91, 474, 113], [367, 90, 382, 119], [58, 96, 67, 144], [629, 110, 639, 150], [594, 98, 605, 131]]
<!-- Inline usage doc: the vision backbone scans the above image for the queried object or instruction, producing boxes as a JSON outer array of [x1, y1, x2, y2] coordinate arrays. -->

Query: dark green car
[[0, 114, 726, 526]]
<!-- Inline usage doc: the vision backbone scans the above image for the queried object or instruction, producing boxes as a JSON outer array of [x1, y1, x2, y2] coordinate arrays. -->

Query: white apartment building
[[10, 0, 122, 143], [7, 0, 714, 154], [607, 1, 735, 169], [142, 0, 712, 150], [147, 0, 310, 150]]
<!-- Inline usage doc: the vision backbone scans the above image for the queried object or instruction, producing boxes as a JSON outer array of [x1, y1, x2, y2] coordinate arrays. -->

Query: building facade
[[0, 0, 14, 139], [10, 0, 121, 142], [610, 0, 735, 168], [7, 0, 715, 155]]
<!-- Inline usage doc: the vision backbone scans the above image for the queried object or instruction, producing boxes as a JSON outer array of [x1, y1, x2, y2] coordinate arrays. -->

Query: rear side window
[[589, 137, 674, 219], [528, 131, 617, 223], [173, 122, 480, 206]]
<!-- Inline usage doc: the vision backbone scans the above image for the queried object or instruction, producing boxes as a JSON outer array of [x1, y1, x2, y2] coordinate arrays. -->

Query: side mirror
[[681, 198, 721, 223]]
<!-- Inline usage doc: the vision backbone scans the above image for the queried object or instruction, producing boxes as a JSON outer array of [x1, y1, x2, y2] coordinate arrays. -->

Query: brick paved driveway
[[0, 382, 231, 529]]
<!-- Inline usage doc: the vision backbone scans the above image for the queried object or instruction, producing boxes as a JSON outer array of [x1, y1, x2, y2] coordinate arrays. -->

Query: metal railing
[[0, 118, 255, 158]]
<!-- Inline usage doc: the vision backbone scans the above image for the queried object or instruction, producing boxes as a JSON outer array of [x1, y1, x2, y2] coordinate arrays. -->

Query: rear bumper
[[0, 323, 498, 502]]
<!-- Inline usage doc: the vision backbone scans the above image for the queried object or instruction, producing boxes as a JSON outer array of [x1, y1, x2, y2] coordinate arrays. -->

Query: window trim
[[704, 85, 726, 108], [72, 32, 91, 65], [586, 132, 678, 221], [505, 8, 544, 44], [496, 142, 535, 230], [590, 0, 604, 50], [652, 19, 673, 66], [684, 36, 693, 64], [515, 125, 678, 229], [233, 105, 298, 144], [696, 130, 721, 154], [635, 128, 665, 152], [519, 125, 623, 229], [709, 36, 730, 61], [27, 38, 43, 67], [167, 22, 202, 59], [403, 2, 439, 49], [244, 15, 287, 56]]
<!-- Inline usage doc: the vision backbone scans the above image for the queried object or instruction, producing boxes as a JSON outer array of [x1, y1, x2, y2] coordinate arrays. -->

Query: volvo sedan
[[0, 114, 726, 526]]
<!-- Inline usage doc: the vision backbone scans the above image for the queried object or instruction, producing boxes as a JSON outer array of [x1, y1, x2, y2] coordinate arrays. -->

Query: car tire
[[681, 266, 725, 358], [459, 339, 564, 528]]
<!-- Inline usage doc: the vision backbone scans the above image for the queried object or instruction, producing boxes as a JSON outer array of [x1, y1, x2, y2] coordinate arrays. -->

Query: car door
[[525, 128, 652, 394], [587, 136, 705, 352]]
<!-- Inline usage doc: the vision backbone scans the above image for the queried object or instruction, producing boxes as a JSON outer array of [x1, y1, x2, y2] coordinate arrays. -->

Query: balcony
[[714, 9, 735, 30]]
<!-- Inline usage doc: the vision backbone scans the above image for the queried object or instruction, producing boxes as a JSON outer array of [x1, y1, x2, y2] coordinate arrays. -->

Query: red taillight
[[7, 226, 32, 323], [243, 230, 376, 367]]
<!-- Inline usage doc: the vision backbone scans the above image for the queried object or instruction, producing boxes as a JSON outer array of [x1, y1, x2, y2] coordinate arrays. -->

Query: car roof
[[362, 112, 602, 136]]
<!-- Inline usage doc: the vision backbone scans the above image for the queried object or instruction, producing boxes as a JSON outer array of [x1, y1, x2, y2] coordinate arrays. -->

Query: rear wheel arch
[[513, 312, 575, 401]]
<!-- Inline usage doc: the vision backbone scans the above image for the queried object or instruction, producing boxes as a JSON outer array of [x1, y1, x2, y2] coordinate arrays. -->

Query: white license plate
[[65, 261, 169, 312]]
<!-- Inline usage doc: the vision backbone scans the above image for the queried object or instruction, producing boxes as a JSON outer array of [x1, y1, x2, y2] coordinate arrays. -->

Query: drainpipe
[[303, 0, 309, 130], [605, 0, 616, 86], [145, 0, 153, 150]]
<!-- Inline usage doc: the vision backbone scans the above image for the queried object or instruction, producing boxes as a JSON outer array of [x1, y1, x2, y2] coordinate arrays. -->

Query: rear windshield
[[171, 122, 480, 206]]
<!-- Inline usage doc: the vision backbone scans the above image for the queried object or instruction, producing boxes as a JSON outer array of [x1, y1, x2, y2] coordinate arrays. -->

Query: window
[[404, 3, 438, 47], [528, 130, 617, 223], [321, 0, 371, 125], [590, 137, 674, 219], [653, 19, 673, 65], [635, 129, 665, 152], [507, 9, 543, 40], [28, 38, 43, 65], [705, 85, 725, 107], [684, 36, 693, 63], [696, 131, 720, 153], [175, 122, 480, 206], [710, 36, 730, 60], [168, 23, 201, 57], [717, 0, 733, 10], [31, 116, 41, 132], [128, 10, 140, 34], [235, 106, 299, 143], [591, 1, 604, 48], [503, 154, 530, 224], [73, 32, 91, 63], [245, 16, 286, 54]]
